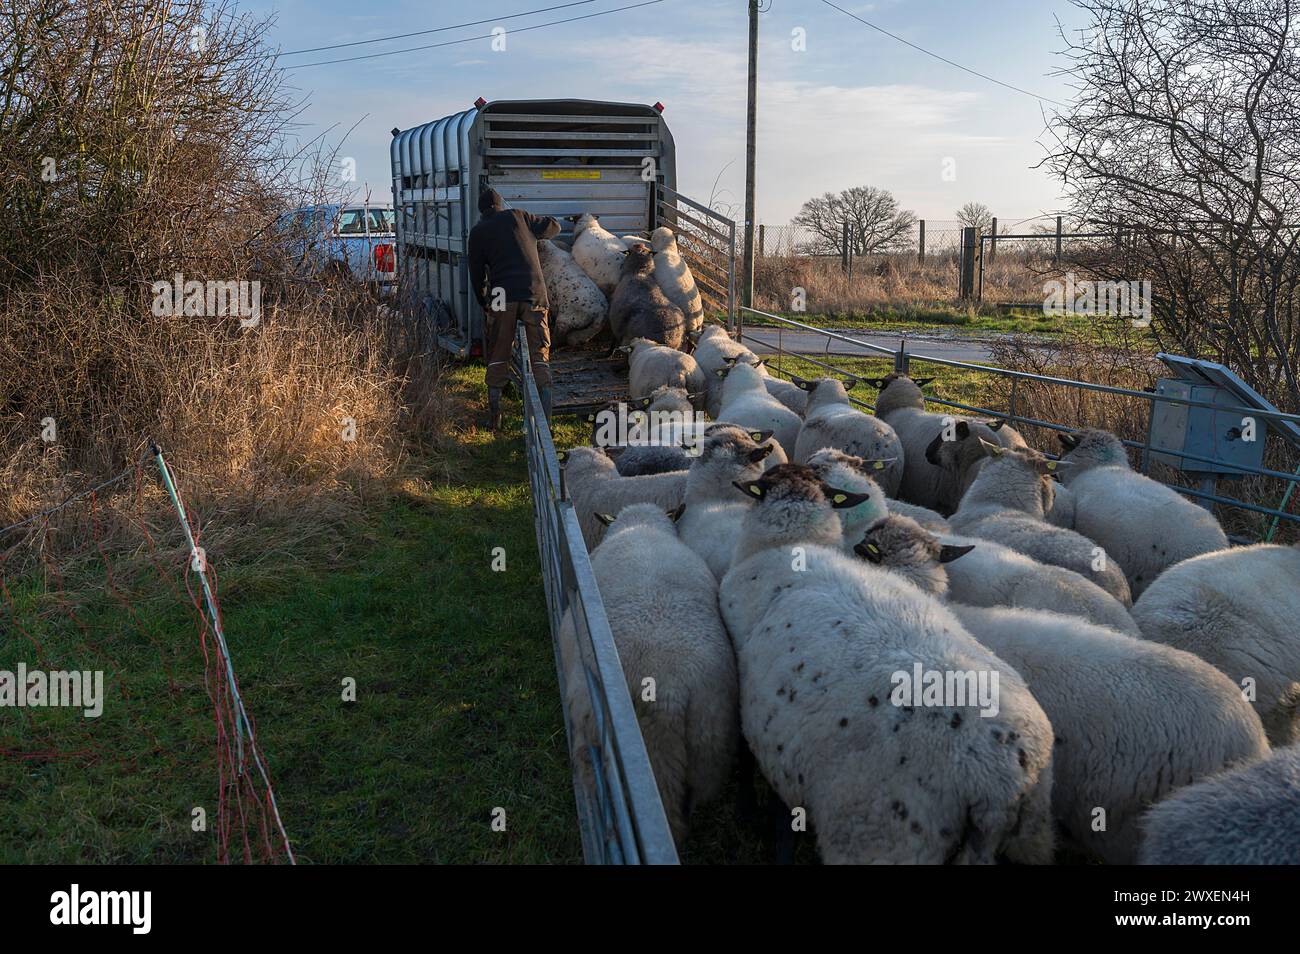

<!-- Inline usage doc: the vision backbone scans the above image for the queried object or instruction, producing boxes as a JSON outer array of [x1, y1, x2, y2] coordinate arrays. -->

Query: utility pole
[[742, 0, 759, 313]]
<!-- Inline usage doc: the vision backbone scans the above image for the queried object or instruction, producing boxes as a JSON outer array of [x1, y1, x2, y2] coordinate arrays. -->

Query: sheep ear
[[912, 377, 936, 388], [1058, 432, 1081, 451], [841, 376, 859, 390], [594, 512, 616, 527], [734, 479, 767, 500], [755, 358, 768, 368], [667, 503, 686, 522], [603, 446, 626, 458], [955, 420, 971, 440], [868, 457, 897, 470], [633, 397, 651, 409], [1037, 457, 1072, 476], [557, 450, 570, 463], [988, 419, 1007, 431], [853, 541, 884, 564], [866, 377, 890, 390], [615, 345, 633, 355], [748, 444, 774, 463], [977, 437, 1004, 457], [749, 429, 773, 444], [714, 367, 729, 378], [585, 412, 597, 423], [792, 376, 811, 391], [938, 544, 976, 564], [824, 486, 870, 509], [725, 356, 740, 365]]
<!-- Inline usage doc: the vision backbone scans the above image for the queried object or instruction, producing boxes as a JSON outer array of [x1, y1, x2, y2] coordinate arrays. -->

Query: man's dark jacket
[[468, 207, 561, 310]]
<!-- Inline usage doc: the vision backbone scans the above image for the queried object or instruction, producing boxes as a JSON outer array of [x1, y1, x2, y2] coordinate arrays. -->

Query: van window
[[337, 209, 367, 235], [369, 209, 395, 233]]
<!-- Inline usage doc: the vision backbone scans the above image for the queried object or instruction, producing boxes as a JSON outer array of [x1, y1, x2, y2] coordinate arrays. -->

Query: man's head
[[478, 188, 504, 216]]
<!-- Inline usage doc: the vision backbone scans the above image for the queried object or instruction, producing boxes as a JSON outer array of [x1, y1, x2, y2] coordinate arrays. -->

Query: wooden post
[[918, 219, 926, 262], [959, 226, 977, 300], [1054, 215, 1062, 264], [842, 220, 850, 273], [989, 216, 998, 262], [758, 224, 765, 259], [741, 0, 759, 310]]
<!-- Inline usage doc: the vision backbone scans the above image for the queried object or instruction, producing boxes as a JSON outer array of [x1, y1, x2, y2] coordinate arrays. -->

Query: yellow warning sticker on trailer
[[541, 170, 601, 179]]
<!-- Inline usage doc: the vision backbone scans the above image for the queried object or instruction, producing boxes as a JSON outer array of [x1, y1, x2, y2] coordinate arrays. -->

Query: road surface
[[739, 328, 1018, 365]]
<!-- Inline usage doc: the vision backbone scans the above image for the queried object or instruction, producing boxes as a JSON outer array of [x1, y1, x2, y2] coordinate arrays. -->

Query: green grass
[[743, 304, 1095, 337], [0, 371, 580, 863]]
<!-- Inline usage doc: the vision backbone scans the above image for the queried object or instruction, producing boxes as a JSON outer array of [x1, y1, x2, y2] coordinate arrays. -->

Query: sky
[[251, 0, 1086, 227]]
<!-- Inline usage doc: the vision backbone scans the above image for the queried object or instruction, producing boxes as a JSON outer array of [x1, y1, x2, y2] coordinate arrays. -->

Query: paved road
[[740, 328, 1012, 365]]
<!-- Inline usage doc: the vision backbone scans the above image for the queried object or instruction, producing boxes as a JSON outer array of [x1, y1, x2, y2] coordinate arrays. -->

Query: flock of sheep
[[539, 213, 705, 349], [552, 325, 1300, 865]]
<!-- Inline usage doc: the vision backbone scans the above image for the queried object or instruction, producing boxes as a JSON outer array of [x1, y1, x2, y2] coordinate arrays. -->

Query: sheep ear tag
[[749, 429, 773, 443], [558, 450, 570, 463], [827, 489, 871, 510], [734, 480, 766, 500], [913, 377, 936, 388], [667, 503, 686, 522], [872, 460, 886, 470], [853, 541, 883, 564], [594, 513, 616, 527], [714, 367, 728, 378]]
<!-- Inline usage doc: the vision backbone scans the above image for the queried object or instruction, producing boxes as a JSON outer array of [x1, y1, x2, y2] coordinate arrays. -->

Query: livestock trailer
[[390, 98, 680, 357]]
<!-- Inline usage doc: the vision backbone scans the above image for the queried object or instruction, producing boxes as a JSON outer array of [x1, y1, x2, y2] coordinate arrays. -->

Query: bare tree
[[792, 186, 916, 256], [955, 202, 993, 232], [1048, 0, 1300, 410]]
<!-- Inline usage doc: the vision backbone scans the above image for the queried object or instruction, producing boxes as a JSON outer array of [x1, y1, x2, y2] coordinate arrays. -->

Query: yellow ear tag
[[867, 544, 880, 554], [1046, 460, 1058, 471], [873, 460, 885, 469], [750, 432, 763, 441], [748, 484, 762, 496], [833, 494, 847, 504]]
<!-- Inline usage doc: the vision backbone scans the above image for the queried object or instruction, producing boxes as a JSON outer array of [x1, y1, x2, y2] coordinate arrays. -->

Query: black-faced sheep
[[1057, 428, 1228, 596], [720, 465, 1056, 864]]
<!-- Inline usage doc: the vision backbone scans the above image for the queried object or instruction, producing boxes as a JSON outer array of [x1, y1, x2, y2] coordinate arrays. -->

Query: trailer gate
[[517, 327, 679, 865]]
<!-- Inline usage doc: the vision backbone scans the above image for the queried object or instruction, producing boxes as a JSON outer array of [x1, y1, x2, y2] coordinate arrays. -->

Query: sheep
[[859, 514, 1138, 635], [638, 385, 699, 417], [852, 514, 974, 599], [676, 427, 776, 579], [762, 376, 808, 416], [885, 499, 950, 534], [948, 604, 1270, 865], [570, 212, 628, 296], [650, 227, 705, 335], [560, 446, 685, 549], [714, 362, 802, 458], [536, 239, 606, 345], [1139, 745, 1300, 865], [1131, 541, 1300, 746], [557, 503, 739, 847], [720, 465, 1056, 864], [1057, 428, 1229, 596], [924, 419, 1031, 508], [867, 372, 1018, 514], [622, 337, 706, 408], [691, 325, 762, 416], [609, 443, 692, 477], [793, 376, 904, 497], [948, 441, 1133, 605], [608, 244, 686, 350], [803, 447, 891, 548], [1045, 480, 1076, 528]]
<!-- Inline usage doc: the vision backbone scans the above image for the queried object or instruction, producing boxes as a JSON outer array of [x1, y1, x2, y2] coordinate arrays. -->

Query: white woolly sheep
[[650, 227, 705, 335], [715, 362, 802, 458], [793, 376, 904, 497], [869, 372, 1019, 514], [885, 499, 951, 534], [623, 337, 707, 408], [1139, 745, 1300, 865], [1131, 541, 1300, 746], [938, 530, 1141, 636], [720, 464, 1056, 864], [561, 446, 685, 549], [950, 603, 1269, 864], [636, 385, 698, 417], [852, 514, 974, 599], [570, 212, 628, 296], [677, 427, 777, 579], [609, 444, 691, 476], [762, 376, 808, 416], [691, 325, 762, 416], [608, 244, 686, 350], [949, 441, 1133, 605], [536, 239, 606, 345], [925, 418, 1030, 507], [1057, 428, 1228, 596], [803, 447, 891, 548], [557, 503, 739, 846]]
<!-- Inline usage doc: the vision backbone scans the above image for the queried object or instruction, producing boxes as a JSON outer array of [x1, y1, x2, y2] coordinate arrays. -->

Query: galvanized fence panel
[[655, 183, 736, 330], [737, 307, 1300, 540], [515, 327, 679, 865]]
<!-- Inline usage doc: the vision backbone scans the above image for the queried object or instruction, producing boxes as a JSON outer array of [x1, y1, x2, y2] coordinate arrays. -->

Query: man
[[467, 188, 561, 429]]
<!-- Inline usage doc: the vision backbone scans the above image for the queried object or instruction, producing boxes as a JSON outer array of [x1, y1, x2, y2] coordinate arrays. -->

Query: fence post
[[758, 224, 765, 259], [841, 220, 850, 273], [918, 219, 926, 263], [958, 226, 977, 300], [990, 217, 998, 262], [1055, 215, 1062, 264]]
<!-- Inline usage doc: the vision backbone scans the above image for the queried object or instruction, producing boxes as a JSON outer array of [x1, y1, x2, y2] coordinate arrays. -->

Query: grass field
[[741, 304, 1097, 338]]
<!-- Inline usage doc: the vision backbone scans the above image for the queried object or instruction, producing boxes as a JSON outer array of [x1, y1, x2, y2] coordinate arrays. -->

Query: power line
[[281, 0, 600, 56], [817, 0, 1068, 108], [283, 0, 664, 69]]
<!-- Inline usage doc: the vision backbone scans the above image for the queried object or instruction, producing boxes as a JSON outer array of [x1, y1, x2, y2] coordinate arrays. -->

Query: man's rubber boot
[[487, 387, 504, 431], [538, 386, 553, 423]]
